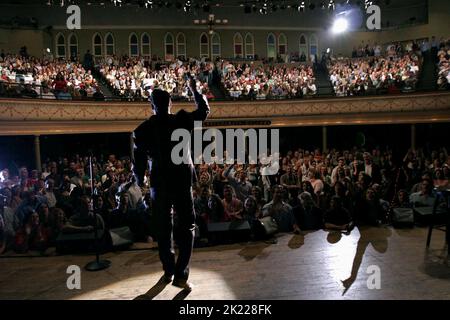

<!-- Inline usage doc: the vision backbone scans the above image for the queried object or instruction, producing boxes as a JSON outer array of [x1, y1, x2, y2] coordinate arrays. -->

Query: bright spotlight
[[332, 17, 348, 33]]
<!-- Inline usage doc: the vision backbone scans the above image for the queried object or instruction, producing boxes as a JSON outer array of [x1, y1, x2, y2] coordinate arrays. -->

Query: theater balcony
[[1, 92, 450, 136]]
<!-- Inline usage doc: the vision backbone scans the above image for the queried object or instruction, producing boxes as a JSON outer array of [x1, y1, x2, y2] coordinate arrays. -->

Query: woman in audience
[[222, 185, 243, 222], [14, 209, 50, 253]]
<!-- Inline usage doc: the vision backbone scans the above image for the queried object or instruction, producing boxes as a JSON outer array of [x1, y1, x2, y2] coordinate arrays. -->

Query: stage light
[[332, 17, 348, 33], [183, 0, 191, 12], [145, 0, 153, 9], [364, 0, 373, 9], [260, 2, 268, 14], [328, 0, 335, 11], [298, 1, 305, 12]]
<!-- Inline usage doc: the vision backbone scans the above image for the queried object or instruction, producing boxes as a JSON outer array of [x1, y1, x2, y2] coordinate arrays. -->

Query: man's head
[[238, 170, 247, 182], [19, 166, 28, 179], [150, 89, 171, 115], [363, 152, 372, 165], [200, 184, 210, 199], [421, 178, 433, 195], [398, 189, 408, 203], [223, 185, 234, 200], [330, 195, 342, 210], [272, 185, 283, 203]]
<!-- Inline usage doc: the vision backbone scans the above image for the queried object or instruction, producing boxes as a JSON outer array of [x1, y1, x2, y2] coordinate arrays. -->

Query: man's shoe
[[172, 278, 194, 292]]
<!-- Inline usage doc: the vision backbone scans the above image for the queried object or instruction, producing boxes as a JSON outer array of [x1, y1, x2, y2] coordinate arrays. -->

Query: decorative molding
[[0, 92, 449, 135]]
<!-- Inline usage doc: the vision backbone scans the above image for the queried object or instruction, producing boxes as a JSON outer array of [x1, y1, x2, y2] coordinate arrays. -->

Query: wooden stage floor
[[0, 226, 449, 300]]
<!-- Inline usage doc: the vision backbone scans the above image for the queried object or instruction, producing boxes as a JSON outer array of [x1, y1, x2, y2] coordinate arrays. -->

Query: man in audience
[[262, 185, 300, 233], [410, 178, 436, 207], [223, 164, 253, 202]]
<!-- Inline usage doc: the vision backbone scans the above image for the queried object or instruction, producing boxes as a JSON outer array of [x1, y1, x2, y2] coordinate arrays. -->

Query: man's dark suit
[[133, 90, 209, 281]]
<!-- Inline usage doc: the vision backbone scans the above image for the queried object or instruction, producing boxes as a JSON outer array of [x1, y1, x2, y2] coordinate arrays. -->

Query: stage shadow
[[288, 234, 305, 249], [173, 289, 191, 300], [133, 275, 171, 300], [238, 242, 272, 261], [341, 225, 392, 295], [326, 231, 343, 244]]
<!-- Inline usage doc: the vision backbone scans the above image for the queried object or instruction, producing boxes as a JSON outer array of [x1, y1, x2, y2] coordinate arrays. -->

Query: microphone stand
[[85, 154, 111, 271]]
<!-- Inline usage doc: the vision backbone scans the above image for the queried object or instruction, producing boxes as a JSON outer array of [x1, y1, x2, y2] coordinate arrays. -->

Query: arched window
[[211, 32, 221, 60], [200, 33, 209, 59], [141, 33, 151, 58], [105, 33, 115, 56], [278, 33, 287, 55], [299, 34, 308, 61], [164, 33, 174, 61], [233, 33, 243, 58], [176, 33, 186, 60], [92, 33, 102, 57], [310, 34, 318, 62], [56, 33, 66, 58], [244, 33, 254, 59], [129, 33, 139, 57], [68, 33, 78, 59], [267, 33, 276, 59]]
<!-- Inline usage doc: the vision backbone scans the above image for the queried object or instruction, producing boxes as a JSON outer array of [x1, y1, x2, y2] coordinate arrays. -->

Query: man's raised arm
[[187, 75, 210, 121]]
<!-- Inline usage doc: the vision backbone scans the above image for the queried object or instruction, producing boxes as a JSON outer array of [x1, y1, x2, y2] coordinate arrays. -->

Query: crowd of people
[[191, 146, 449, 242], [220, 61, 317, 100], [1, 144, 448, 255], [97, 56, 215, 101], [327, 52, 421, 97], [437, 38, 450, 90], [0, 154, 152, 255], [2, 36, 449, 102], [0, 49, 104, 100]]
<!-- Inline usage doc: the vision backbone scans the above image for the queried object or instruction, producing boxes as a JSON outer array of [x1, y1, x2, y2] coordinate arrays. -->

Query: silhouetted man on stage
[[132, 76, 209, 291]]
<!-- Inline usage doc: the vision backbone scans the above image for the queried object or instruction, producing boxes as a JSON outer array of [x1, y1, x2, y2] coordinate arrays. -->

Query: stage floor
[[0, 226, 449, 300]]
